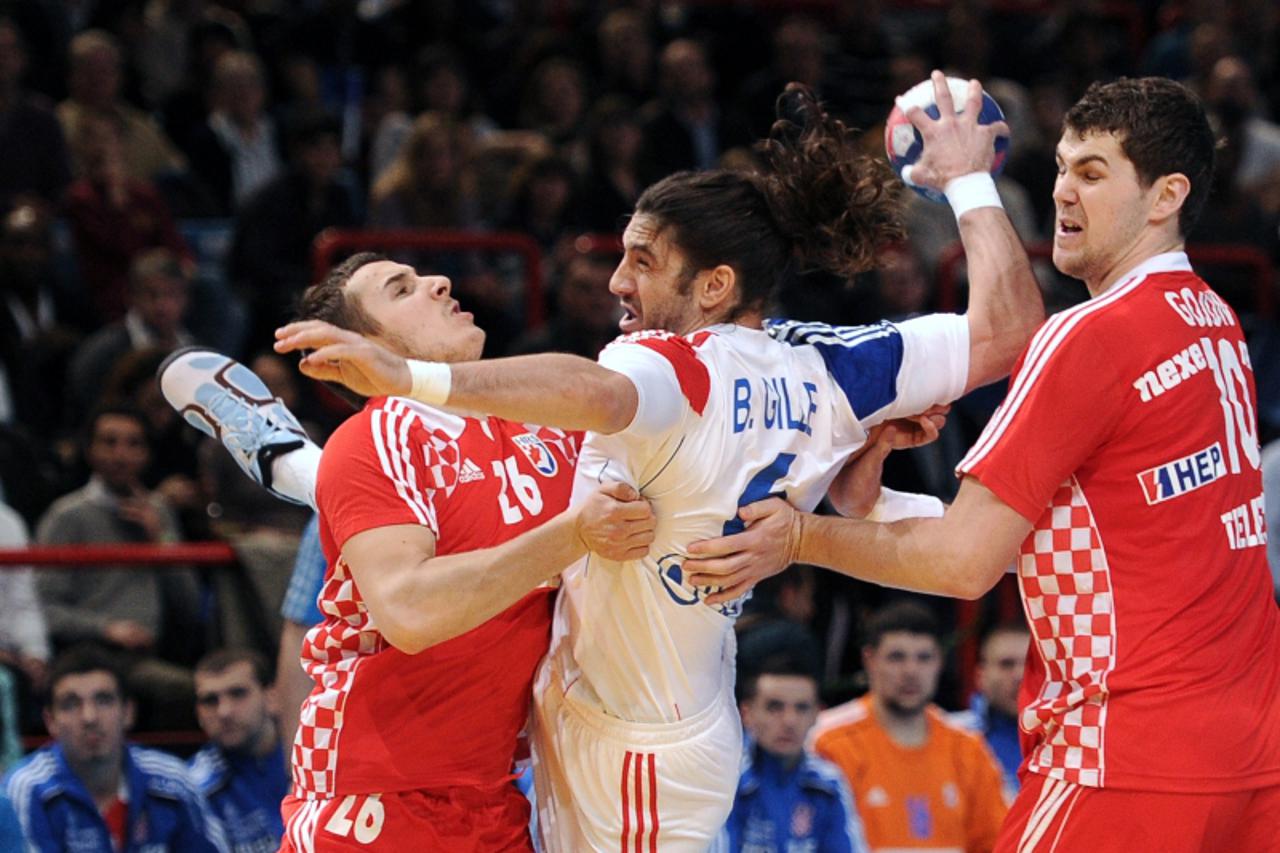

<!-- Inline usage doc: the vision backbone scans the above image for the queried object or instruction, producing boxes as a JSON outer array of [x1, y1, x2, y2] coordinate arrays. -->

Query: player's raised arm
[[275, 319, 640, 434], [901, 70, 1044, 392]]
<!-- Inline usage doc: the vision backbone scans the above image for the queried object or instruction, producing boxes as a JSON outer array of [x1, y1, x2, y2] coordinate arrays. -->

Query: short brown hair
[[195, 648, 272, 687], [1063, 77, 1216, 237], [295, 251, 387, 333]]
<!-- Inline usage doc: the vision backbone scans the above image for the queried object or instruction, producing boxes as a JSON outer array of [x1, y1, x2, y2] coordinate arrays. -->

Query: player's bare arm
[[342, 481, 655, 653], [685, 475, 1030, 604], [276, 319, 640, 434], [906, 70, 1044, 391], [826, 405, 949, 517]]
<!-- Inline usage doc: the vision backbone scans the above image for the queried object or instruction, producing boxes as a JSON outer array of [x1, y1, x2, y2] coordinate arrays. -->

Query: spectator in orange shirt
[[811, 601, 1006, 853]]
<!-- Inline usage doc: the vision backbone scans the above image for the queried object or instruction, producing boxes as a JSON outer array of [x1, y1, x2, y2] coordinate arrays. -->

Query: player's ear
[[1150, 172, 1190, 227], [698, 264, 736, 313]]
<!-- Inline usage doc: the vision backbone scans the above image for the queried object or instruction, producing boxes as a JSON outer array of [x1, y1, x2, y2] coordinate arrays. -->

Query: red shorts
[[996, 771, 1280, 853], [279, 785, 533, 852]]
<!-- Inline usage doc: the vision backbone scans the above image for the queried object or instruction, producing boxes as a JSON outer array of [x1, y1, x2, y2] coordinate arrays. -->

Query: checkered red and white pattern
[[293, 556, 381, 796], [1017, 476, 1116, 787]]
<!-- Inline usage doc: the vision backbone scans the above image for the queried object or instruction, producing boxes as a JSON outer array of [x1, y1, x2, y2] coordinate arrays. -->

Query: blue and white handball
[[884, 76, 1009, 203]]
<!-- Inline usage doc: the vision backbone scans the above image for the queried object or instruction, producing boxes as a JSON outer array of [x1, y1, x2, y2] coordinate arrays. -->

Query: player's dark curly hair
[[1064, 77, 1216, 238], [634, 83, 904, 318]]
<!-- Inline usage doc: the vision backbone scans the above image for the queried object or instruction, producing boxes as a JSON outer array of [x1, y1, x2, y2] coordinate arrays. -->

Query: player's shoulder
[[130, 746, 203, 796], [811, 697, 874, 748], [928, 705, 998, 752], [327, 397, 467, 452], [765, 318, 899, 346]]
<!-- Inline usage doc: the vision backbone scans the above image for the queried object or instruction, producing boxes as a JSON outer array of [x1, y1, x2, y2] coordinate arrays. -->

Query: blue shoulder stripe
[[766, 319, 904, 419]]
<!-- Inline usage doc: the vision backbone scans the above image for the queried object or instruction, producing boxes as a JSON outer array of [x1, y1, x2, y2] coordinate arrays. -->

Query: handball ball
[[885, 76, 1009, 203]]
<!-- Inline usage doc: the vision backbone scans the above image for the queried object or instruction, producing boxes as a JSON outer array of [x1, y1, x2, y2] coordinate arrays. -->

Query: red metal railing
[[311, 228, 548, 329], [0, 542, 239, 751]]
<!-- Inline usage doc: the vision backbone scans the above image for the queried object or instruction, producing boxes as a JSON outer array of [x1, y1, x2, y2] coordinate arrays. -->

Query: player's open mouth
[[619, 303, 641, 333], [1057, 219, 1083, 236]]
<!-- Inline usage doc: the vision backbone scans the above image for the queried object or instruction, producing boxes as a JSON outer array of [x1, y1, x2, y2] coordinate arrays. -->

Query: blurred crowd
[[0, 3, 1277, 846]]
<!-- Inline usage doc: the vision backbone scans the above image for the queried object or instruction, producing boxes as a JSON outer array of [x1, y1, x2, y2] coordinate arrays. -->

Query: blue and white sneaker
[[158, 347, 314, 505]]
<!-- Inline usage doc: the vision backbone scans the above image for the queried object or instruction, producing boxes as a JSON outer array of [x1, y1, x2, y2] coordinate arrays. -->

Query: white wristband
[[944, 172, 1002, 222], [865, 487, 946, 523], [406, 360, 451, 405]]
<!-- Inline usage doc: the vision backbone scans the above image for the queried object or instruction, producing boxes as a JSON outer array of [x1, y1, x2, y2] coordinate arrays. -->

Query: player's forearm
[[959, 206, 1044, 391], [377, 512, 584, 654], [794, 512, 999, 599], [443, 354, 638, 434]]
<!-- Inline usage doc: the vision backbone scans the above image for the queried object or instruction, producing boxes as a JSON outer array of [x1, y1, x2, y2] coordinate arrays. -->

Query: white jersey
[[549, 317, 969, 723]]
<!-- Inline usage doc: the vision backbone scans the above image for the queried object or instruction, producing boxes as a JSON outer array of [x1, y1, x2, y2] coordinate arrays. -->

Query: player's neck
[[873, 695, 929, 748], [1087, 233, 1184, 298]]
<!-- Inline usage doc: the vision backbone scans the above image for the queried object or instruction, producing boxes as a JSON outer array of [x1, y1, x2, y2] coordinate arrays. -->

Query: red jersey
[[293, 396, 580, 798], [958, 252, 1280, 793]]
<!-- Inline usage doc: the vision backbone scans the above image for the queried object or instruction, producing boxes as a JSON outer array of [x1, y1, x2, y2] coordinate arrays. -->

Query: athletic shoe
[[158, 347, 312, 505]]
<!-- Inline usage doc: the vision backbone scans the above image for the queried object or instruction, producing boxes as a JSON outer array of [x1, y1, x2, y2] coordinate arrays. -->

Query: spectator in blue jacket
[[189, 649, 288, 853], [951, 622, 1029, 802], [2, 644, 226, 852], [728, 654, 868, 853]]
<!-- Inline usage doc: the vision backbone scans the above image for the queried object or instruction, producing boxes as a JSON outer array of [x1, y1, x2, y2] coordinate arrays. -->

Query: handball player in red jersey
[[161, 257, 657, 851], [686, 76, 1280, 853]]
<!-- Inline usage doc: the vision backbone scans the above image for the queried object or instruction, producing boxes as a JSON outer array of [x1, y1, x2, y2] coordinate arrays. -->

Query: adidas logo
[[458, 458, 486, 483]]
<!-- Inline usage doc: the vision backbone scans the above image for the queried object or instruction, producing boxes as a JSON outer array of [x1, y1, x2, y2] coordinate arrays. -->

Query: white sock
[[271, 441, 322, 510]]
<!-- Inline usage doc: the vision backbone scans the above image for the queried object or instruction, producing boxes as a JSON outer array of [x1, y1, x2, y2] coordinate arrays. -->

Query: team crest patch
[[790, 802, 814, 837], [513, 433, 558, 477]]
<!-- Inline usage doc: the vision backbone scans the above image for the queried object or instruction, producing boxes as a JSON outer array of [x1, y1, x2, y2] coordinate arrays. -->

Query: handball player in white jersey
[[274, 79, 1043, 851]]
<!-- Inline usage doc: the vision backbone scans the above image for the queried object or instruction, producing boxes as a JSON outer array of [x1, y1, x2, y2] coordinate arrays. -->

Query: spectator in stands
[[519, 55, 588, 152], [735, 15, 828, 140], [93, 348, 209, 546], [954, 623, 1030, 802], [57, 29, 186, 183], [1204, 56, 1280, 197], [63, 113, 192, 326], [190, 648, 288, 853], [639, 38, 742, 183], [511, 250, 620, 358], [0, 204, 82, 434], [1, 645, 224, 852], [593, 9, 654, 103], [0, 18, 71, 213], [502, 153, 579, 254], [813, 601, 1007, 853], [159, 16, 244, 160], [729, 653, 869, 853], [577, 96, 643, 233], [35, 405, 202, 730], [0, 498, 49, 736], [187, 50, 283, 215], [66, 249, 194, 424], [411, 44, 498, 143], [230, 111, 358, 347], [364, 65, 413, 185], [0, 785, 18, 844], [369, 112, 478, 230]]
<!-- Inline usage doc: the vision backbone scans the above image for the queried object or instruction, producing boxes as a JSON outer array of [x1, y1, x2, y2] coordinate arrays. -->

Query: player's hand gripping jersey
[[958, 252, 1280, 791], [551, 317, 969, 724], [296, 398, 581, 797]]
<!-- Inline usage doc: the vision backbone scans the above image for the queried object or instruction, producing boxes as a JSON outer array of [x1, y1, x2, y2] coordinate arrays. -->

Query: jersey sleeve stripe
[[370, 407, 432, 530], [959, 272, 1147, 472], [632, 337, 710, 415]]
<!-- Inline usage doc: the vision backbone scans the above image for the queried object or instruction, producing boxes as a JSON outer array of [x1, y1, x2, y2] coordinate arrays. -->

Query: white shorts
[[531, 664, 741, 853]]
